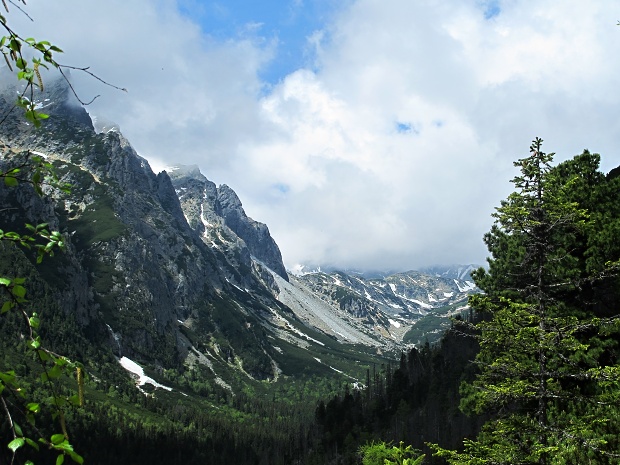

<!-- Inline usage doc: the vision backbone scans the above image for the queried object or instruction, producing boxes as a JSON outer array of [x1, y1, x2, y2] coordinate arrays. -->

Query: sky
[[6, 0, 620, 272]]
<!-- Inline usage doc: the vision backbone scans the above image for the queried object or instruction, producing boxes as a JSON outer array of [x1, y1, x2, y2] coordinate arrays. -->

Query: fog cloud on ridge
[[7, 0, 620, 271]]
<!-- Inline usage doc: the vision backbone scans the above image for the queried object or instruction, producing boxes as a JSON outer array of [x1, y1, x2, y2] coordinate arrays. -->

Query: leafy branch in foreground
[[359, 441, 425, 465], [0, 2, 117, 463], [0, 0, 125, 128], [1, 157, 85, 464]]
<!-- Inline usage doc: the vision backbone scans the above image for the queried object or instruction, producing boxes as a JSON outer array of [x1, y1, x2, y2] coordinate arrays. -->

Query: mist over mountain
[[0, 77, 481, 388]]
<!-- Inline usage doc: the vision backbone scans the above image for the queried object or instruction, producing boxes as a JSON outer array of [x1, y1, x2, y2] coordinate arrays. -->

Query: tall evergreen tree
[[433, 139, 620, 464]]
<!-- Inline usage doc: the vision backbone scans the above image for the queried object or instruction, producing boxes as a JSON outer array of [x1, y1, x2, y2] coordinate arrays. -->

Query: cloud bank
[[7, 0, 620, 271]]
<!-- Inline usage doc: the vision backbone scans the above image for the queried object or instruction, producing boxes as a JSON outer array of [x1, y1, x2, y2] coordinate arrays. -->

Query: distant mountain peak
[[168, 164, 288, 281], [166, 164, 205, 180]]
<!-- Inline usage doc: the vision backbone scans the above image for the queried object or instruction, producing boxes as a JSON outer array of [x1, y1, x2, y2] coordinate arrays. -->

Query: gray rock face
[[292, 268, 479, 344], [0, 79, 292, 379], [216, 185, 288, 280], [168, 166, 288, 282]]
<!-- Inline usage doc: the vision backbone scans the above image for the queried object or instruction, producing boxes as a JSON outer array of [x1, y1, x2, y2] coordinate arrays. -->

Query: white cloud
[[7, 0, 620, 271]]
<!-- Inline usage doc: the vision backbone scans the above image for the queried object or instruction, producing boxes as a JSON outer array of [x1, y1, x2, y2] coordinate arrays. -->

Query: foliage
[[0, 1, 124, 129], [311, 330, 483, 464], [0, 3, 87, 463], [431, 139, 620, 464], [359, 441, 425, 465], [1, 163, 84, 465]]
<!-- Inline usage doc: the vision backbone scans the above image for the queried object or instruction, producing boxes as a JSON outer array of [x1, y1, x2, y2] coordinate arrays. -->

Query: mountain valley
[[0, 78, 480, 393]]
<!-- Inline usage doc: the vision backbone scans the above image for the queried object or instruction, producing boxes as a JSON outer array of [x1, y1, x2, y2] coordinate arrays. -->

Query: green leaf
[[27, 403, 40, 413], [4, 176, 18, 187], [1, 300, 13, 314], [68, 450, 83, 464], [54, 440, 73, 453], [9, 38, 20, 52], [14, 422, 23, 436], [56, 454, 65, 465], [25, 438, 39, 451], [50, 434, 65, 445], [0, 277, 11, 286], [29, 314, 40, 329], [15, 57, 27, 69], [13, 285, 26, 298], [46, 364, 62, 379], [0, 371, 16, 384], [8, 437, 25, 452]]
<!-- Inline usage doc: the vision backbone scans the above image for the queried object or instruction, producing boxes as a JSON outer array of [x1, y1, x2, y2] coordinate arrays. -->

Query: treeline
[[0, 240, 336, 465], [308, 319, 485, 465]]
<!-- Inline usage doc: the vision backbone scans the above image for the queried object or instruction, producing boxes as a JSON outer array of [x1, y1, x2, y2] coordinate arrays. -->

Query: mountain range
[[0, 76, 480, 393]]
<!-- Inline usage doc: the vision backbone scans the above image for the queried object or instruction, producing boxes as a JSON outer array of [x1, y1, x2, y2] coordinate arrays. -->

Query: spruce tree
[[433, 139, 620, 464]]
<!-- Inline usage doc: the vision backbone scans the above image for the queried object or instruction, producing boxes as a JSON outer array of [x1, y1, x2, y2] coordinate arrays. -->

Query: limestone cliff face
[[168, 166, 288, 282], [0, 79, 291, 379], [216, 184, 288, 281]]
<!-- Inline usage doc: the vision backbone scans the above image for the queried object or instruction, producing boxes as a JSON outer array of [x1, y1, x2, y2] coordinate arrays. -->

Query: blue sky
[[483, 0, 501, 19], [178, 0, 348, 84], [8, 0, 620, 271]]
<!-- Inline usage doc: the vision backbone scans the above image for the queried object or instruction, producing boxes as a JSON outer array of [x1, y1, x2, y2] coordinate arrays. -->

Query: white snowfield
[[453, 279, 477, 292], [119, 356, 173, 392]]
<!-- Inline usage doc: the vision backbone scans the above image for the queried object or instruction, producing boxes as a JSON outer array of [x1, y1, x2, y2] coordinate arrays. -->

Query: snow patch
[[119, 357, 172, 392], [30, 150, 48, 159], [285, 322, 325, 346], [200, 204, 212, 230], [412, 299, 432, 309], [454, 279, 477, 292], [388, 318, 401, 328]]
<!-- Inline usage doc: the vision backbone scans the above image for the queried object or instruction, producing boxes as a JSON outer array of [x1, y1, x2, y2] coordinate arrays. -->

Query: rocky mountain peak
[[168, 165, 288, 281]]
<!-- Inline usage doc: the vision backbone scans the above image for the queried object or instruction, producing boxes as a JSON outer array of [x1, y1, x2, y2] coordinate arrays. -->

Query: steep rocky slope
[[0, 78, 383, 390], [284, 269, 477, 345], [0, 77, 479, 393]]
